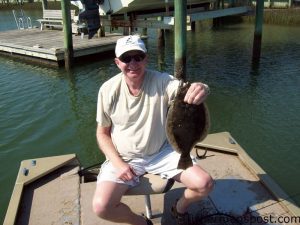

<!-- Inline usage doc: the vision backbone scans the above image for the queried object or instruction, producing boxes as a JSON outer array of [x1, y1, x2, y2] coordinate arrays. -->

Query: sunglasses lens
[[120, 53, 145, 63], [120, 56, 131, 63], [134, 54, 145, 62]]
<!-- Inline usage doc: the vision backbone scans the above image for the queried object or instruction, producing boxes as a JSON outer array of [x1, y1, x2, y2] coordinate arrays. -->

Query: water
[[1, 10, 300, 222]]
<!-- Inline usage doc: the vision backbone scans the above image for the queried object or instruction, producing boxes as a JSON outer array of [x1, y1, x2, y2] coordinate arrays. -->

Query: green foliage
[[243, 8, 300, 26]]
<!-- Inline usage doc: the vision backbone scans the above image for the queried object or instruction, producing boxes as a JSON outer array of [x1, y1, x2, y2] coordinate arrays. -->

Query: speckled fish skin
[[166, 81, 210, 169]]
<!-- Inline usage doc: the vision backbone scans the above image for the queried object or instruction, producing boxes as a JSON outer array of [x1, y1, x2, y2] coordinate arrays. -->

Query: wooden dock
[[0, 28, 123, 66]]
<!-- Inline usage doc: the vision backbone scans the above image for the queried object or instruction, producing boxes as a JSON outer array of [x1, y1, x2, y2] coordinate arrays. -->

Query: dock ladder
[[12, 9, 32, 30]]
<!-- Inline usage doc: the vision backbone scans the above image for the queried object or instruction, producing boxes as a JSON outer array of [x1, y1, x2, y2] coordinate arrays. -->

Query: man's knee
[[92, 197, 111, 218], [203, 174, 214, 192], [195, 172, 214, 194]]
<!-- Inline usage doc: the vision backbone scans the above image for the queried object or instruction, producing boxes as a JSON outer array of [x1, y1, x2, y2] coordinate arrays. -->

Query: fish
[[166, 81, 210, 169]]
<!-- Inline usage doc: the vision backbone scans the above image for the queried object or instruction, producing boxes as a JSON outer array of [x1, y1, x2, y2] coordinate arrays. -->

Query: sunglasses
[[119, 53, 146, 63]]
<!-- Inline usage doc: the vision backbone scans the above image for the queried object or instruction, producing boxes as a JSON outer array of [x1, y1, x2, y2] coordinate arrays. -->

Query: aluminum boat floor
[[7, 132, 299, 225], [80, 148, 298, 225]]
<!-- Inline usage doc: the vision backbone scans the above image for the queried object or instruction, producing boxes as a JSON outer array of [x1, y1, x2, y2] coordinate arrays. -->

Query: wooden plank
[[0, 46, 58, 60], [190, 6, 252, 21], [0, 29, 124, 64], [101, 18, 173, 29]]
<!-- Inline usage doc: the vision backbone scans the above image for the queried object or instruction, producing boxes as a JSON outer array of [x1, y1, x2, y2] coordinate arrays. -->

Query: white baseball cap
[[115, 35, 147, 57]]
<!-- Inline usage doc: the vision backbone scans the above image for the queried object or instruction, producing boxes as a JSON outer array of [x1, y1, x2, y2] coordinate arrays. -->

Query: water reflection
[[64, 66, 106, 166]]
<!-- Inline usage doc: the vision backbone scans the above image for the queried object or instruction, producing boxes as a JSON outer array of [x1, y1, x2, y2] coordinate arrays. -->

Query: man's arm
[[96, 124, 136, 181]]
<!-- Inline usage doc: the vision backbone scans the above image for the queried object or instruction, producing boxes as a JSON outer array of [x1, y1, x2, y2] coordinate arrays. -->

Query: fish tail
[[177, 155, 193, 170]]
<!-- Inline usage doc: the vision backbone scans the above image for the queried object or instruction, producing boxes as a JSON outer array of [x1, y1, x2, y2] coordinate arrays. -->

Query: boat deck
[[0, 28, 123, 66], [79, 147, 297, 225], [5, 132, 300, 225]]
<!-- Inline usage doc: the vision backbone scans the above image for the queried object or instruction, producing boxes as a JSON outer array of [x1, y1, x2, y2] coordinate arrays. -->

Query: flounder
[[166, 81, 210, 169]]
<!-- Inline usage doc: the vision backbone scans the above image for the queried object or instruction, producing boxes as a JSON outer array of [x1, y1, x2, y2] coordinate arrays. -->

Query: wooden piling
[[42, 0, 48, 10], [60, 0, 73, 70], [174, 0, 187, 80], [123, 13, 130, 35], [157, 16, 165, 48], [252, 0, 264, 64], [142, 18, 147, 37]]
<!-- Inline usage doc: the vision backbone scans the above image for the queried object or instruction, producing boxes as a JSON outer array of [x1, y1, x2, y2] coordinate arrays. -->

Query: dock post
[[252, 0, 264, 64], [157, 16, 165, 48], [191, 20, 195, 31], [174, 0, 187, 80], [61, 0, 74, 70], [142, 18, 147, 37], [123, 13, 130, 35], [42, 0, 48, 10]]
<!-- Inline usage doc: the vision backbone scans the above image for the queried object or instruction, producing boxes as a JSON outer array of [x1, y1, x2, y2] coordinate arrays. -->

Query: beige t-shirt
[[96, 69, 179, 159]]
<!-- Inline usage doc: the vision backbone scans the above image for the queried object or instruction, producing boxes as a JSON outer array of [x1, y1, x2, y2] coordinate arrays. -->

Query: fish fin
[[177, 155, 193, 170]]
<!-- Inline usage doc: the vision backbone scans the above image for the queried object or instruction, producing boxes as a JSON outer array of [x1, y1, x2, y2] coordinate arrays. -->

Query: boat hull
[[99, 0, 215, 15]]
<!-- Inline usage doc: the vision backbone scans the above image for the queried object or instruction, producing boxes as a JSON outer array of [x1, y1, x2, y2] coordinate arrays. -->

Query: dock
[[0, 3, 254, 67], [0, 29, 123, 66]]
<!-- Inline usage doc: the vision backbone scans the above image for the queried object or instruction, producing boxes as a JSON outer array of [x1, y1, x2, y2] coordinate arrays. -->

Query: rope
[[78, 161, 103, 176]]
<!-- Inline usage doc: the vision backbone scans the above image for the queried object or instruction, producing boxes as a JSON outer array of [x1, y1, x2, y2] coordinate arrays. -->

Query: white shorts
[[97, 142, 196, 187]]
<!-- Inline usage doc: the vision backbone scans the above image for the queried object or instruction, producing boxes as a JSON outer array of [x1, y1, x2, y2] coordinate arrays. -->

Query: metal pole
[[174, 0, 187, 80], [144, 195, 152, 219], [61, 0, 74, 70], [252, 0, 264, 64], [12, 10, 20, 29]]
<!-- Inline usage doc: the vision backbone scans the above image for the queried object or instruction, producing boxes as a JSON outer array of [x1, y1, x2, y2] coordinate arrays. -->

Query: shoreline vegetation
[[1, 2, 300, 26], [243, 8, 300, 25]]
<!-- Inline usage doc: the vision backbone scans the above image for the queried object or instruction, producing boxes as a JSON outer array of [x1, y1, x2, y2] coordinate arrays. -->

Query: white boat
[[3, 132, 300, 225], [98, 0, 215, 15]]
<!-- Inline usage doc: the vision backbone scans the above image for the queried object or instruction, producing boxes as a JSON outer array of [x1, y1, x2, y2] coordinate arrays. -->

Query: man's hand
[[96, 125, 137, 182], [116, 162, 137, 182], [184, 82, 210, 105]]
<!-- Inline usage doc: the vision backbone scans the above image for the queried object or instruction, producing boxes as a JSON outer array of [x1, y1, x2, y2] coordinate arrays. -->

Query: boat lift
[[59, 0, 263, 70]]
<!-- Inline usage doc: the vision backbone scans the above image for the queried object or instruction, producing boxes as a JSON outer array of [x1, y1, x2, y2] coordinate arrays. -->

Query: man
[[93, 35, 213, 225]]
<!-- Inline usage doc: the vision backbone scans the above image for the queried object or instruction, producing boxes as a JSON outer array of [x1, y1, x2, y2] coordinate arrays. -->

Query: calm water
[[1, 10, 300, 222]]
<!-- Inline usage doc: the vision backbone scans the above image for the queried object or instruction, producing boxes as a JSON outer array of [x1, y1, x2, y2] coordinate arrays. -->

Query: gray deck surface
[[0, 29, 122, 63], [80, 149, 298, 225], [12, 134, 299, 225]]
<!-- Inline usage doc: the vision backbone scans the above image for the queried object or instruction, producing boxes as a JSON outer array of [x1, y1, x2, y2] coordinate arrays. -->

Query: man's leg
[[173, 164, 214, 214], [144, 143, 213, 215], [92, 181, 151, 225]]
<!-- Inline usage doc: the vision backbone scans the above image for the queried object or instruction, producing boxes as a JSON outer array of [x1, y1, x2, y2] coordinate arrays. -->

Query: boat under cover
[[75, 0, 215, 15]]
